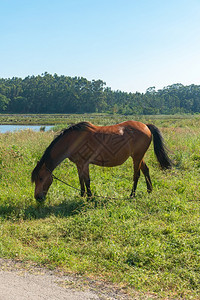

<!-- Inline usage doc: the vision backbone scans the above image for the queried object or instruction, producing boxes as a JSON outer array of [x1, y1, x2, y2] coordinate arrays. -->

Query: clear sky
[[1, 0, 200, 93]]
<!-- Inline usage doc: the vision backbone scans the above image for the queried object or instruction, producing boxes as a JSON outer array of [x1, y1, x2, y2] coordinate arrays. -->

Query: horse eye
[[39, 177, 43, 182]]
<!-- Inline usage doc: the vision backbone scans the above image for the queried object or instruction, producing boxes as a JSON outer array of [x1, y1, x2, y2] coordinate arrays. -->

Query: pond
[[0, 125, 53, 133]]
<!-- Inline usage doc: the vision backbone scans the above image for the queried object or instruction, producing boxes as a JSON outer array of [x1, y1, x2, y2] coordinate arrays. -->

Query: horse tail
[[146, 124, 172, 170]]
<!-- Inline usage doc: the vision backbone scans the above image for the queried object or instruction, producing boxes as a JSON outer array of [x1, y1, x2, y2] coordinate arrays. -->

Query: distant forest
[[0, 72, 200, 114]]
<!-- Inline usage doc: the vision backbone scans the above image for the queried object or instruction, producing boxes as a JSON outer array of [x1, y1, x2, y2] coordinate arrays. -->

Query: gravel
[[0, 258, 131, 300]]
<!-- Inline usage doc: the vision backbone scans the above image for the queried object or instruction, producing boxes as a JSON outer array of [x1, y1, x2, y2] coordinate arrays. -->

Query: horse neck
[[48, 132, 71, 171]]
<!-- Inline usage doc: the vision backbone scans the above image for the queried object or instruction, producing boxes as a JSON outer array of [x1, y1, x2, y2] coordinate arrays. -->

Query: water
[[0, 125, 53, 133]]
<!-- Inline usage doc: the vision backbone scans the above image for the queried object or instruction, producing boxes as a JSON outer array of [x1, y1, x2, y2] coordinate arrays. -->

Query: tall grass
[[0, 115, 200, 299]]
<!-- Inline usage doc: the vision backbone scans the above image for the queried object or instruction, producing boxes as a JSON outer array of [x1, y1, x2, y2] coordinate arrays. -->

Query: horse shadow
[[0, 195, 109, 220]]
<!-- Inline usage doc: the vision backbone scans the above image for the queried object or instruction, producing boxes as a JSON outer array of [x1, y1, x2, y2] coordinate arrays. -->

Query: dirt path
[[0, 258, 131, 300]]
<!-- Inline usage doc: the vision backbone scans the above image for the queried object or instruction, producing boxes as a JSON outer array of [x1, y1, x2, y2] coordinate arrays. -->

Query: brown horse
[[31, 121, 172, 201]]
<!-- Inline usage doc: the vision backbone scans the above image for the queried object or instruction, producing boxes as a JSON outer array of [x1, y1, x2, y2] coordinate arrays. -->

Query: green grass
[[0, 115, 200, 299]]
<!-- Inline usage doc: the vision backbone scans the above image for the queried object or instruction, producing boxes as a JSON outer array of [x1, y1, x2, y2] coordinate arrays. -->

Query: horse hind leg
[[140, 160, 152, 193]]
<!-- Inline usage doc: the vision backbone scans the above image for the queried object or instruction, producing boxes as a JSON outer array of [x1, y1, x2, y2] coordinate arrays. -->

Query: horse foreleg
[[140, 160, 152, 193], [130, 159, 141, 197], [77, 165, 86, 196], [83, 165, 92, 198], [76, 164, 92, 197]]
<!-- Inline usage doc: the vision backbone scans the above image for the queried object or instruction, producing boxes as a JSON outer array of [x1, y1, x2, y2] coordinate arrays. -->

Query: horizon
[[0, 72, 198, 94]]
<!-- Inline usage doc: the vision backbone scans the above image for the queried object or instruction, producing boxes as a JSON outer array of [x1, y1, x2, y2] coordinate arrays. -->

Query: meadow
[[0, 114, 200, 299]]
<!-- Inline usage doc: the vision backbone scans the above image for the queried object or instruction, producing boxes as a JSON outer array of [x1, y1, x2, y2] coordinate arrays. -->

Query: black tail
[[147, 124, 172, 170]]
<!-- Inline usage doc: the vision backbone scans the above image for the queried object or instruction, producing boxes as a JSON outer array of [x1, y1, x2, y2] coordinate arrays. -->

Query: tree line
[[0, 72, 200, 114]]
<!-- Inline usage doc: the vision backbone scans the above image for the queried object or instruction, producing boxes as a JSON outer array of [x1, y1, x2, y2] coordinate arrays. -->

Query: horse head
[[32, 163, 53, 202]]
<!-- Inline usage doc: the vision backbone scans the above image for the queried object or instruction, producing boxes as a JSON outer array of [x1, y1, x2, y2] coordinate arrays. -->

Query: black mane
[[31, 121, 93, 182]]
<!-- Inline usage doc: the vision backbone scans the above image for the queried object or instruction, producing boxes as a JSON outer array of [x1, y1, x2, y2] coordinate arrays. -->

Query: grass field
[[0, 114, 200, 299]]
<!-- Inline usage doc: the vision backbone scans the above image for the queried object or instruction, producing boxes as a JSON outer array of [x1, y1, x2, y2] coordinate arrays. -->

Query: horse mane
[[31, 121, 93, 182]]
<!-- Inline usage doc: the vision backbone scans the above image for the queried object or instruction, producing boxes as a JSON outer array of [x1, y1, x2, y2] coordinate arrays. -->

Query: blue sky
[[1, 0, 200, 92]]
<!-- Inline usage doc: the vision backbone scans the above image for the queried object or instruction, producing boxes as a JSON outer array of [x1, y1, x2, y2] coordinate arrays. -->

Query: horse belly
[[91, 156, 130, 167], [90, 147, 131, 167]]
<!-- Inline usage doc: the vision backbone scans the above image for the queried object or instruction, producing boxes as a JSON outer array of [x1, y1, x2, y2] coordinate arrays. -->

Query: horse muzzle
[[35, 193, 46, 203]]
